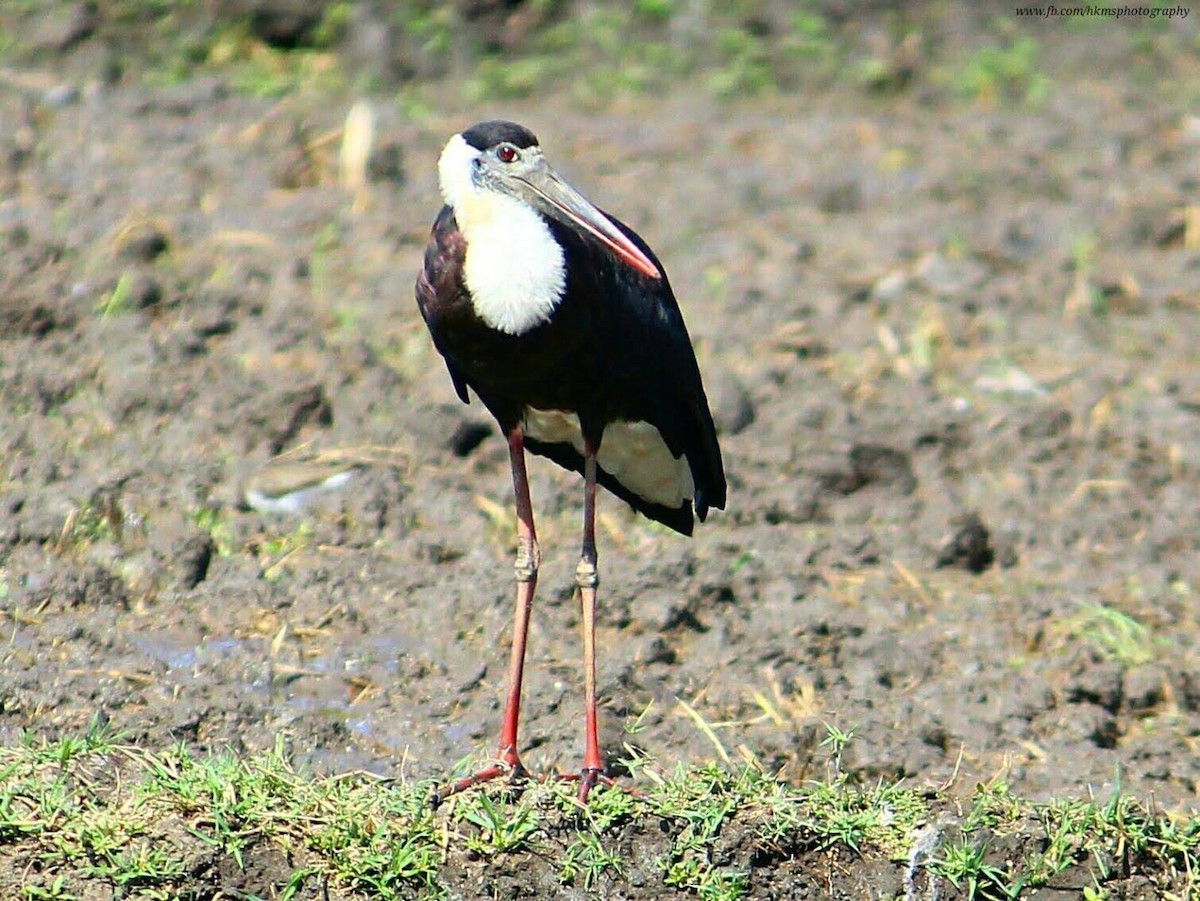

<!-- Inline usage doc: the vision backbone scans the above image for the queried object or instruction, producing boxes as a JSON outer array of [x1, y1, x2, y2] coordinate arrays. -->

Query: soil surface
[[1, 2, 1199, 897]]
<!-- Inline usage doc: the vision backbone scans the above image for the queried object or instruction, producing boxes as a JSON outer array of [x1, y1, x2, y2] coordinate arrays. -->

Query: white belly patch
[[522, 407, 694, 509]]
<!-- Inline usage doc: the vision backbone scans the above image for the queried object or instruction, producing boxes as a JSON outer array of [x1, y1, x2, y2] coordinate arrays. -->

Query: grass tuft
[[1066, 604, 1158, 666], [954, 34, 1051, 106]]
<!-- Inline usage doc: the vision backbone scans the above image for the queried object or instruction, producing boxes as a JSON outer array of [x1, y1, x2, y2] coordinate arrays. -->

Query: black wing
[[609, 214, 727, 519], [547, 213, 727, 525], [414, 205, 471, 404]]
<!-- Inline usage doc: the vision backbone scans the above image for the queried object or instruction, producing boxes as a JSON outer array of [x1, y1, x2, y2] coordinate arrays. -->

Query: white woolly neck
[[438, 134, 567, 336]]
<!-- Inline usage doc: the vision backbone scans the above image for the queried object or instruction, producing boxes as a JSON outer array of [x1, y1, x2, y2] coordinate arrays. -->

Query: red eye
[[497, 145, 517, 163]]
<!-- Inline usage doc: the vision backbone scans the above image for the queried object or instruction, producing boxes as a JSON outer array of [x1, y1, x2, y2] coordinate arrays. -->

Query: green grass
[[54, 497, 128, 554], [184, 18, 346, 98], [1066, 604, 1159, 667], [953, 34, 1051, 106], [17, 0, 1197, 110], [188, 506, 235, 557], [0, 0, 847, 103], [930, 775, 1200, 900], [1, 731, 1197, 899], [96, 272, 137, 320], [254, 519, 316, 582]]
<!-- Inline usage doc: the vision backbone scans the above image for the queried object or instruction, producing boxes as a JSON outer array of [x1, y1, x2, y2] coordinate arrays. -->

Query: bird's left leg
[[574, 444, 606, 802]]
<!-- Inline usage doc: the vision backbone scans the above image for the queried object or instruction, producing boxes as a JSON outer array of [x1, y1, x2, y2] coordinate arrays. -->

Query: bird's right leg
[[432, 428, 538, 807], [496, 427, 539, 776]]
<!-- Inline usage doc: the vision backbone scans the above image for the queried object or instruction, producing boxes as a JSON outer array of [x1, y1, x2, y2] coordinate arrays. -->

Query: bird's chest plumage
[[450, 295, 595, 403], [458, 192, 568, 337], [419, 211, 603, 416]]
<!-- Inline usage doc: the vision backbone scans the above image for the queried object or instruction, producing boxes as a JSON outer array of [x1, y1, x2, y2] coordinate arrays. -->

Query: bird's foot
[[429, 752, 529, 809], [555, 766, 622, 804]]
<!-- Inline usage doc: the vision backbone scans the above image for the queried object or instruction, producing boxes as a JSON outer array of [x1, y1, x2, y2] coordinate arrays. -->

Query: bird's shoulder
[[417, 206, 478, 330], [594, 214, 697, 361], [415, 205, 472, 403], [418, 206, 465, 291], [551, 212, 683, 333]]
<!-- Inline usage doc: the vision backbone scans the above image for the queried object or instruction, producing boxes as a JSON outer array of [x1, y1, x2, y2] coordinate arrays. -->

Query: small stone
[[454, 662, 487, 694], [708, 370, 755, 436], [935, 512, 995, 573], [848, 443, 916, 494], [764, 479, 822, 525], [173, 532, 215, 589], [1066, 659, 1124, 714], [31, 1, 97, 52], [115, 223, 169, 263], [1037, 703, 1118, 749], [1123, 664, 1167, 713], [817, 179, 864, 214]]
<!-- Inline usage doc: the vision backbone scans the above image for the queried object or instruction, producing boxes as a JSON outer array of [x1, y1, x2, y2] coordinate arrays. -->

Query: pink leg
[[554, 446, 622, 802], [432, 428, 539, 807], [575, 446, 604, 801]]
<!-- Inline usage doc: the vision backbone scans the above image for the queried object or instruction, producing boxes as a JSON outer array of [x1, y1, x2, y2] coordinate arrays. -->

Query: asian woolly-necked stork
[[415, 120, 726, 803]]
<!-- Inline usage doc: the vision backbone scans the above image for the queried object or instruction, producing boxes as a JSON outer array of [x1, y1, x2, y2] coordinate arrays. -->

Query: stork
[[415, 121, 726, 803]]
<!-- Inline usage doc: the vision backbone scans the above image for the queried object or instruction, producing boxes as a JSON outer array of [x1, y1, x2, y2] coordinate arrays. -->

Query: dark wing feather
[[415, 205, 471, 404], [611, 215, 726, 519], [549, 213, 727, 522]]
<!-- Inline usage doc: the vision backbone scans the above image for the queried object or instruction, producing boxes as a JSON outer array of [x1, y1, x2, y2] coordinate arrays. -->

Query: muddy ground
[[1, 2, 1200, 897]]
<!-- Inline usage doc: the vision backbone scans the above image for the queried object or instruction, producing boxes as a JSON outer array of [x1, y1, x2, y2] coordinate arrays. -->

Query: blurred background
[[2, 0, 1193, 105]]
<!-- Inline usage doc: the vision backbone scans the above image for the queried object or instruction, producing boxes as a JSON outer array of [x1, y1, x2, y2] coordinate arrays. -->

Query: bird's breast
[[460, 193, 567, 336]]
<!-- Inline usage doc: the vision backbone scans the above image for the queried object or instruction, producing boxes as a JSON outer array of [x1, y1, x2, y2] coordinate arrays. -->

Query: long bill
[[514, 165, 662, 281]]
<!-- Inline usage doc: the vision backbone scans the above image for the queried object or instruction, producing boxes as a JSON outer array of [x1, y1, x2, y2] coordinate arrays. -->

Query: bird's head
[[438, 120, 661, 280]]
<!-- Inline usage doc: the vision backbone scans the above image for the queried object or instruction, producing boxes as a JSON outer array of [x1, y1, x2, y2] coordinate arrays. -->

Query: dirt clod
[[936, 511, 995, 573]]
